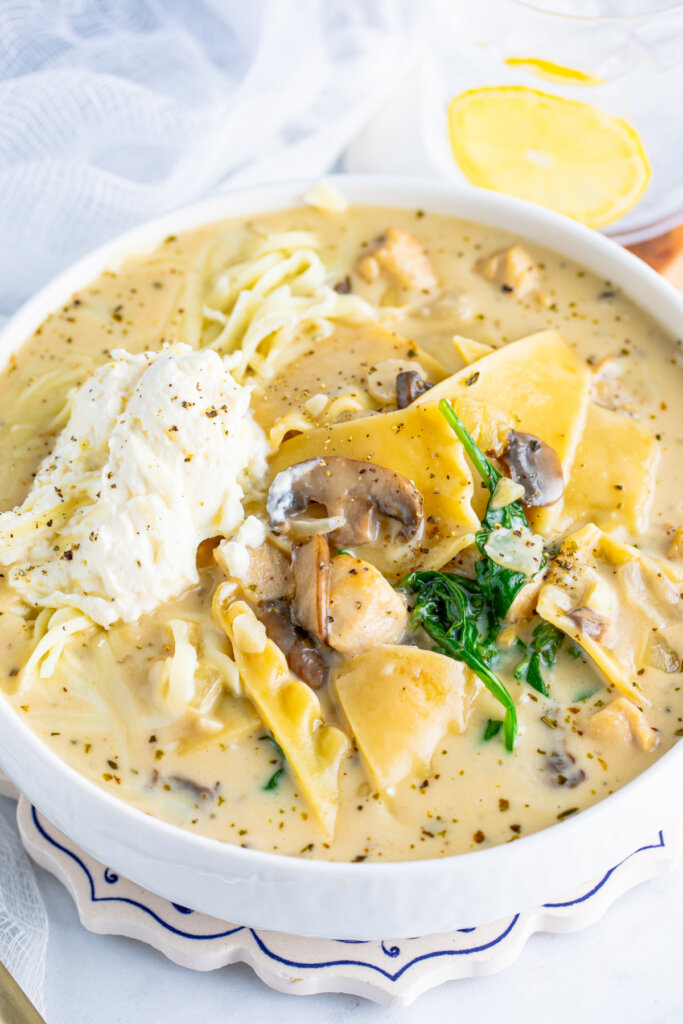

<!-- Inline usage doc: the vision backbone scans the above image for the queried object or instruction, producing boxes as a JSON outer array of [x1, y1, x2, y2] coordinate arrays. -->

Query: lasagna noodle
[[213, 591, 349, 834]]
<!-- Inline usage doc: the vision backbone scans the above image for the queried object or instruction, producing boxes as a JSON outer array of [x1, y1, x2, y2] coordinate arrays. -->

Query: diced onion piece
[[288, 515, 347, 538], [196, 716, 225, 735], [484, 526, 544, 576], [489, 477, 526, 510], [646, 633, 681, 673], [304, 394, 328, 417]]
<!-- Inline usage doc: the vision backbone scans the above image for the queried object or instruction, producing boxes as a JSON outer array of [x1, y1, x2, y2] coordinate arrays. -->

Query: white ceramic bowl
[[0, 176, 681, 941]]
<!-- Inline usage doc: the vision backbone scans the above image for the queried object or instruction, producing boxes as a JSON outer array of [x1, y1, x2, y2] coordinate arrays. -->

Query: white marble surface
[[2, 787, 678, 1022]]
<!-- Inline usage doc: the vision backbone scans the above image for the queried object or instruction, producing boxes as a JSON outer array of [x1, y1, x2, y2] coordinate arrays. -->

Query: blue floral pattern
[[29, 805, 667, 985]]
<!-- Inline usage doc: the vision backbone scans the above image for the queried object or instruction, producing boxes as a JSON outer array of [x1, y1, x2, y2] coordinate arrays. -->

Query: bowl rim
[[1, 172, 682, 888]]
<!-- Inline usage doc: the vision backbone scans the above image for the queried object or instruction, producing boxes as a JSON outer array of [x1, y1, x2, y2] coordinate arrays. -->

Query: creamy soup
[[0, 194, 681, 863]]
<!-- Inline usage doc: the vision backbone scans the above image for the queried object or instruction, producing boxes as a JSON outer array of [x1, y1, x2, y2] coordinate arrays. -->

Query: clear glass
[[421, 0, 683, 241]]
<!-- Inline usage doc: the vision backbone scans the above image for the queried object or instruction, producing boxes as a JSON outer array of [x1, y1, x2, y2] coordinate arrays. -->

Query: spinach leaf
[[439, 399, 533, 623], [574, 685, 601, 702], [263, 767, 284, 791], [260, 734, 285, 758], [532, 620, 566, 662], [404, 570, 518, 751], [438, 398, 527, 531], [260, 734, 285, 790], [400, 402, 557, 752], [438, 398, 501, 493], [483, 719, 503, 741], [475, 552, 528, 638], [513, 620, 565, 696]]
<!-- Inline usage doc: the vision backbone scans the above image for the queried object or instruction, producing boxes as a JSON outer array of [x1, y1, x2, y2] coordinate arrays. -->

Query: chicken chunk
[[327, 555, 408, 656], [214, 540, 293, 604], [592, 355, 646, 415], [357, 228, 437, 291], [478, 244, 540, 298], [589, 697, 659, 752]]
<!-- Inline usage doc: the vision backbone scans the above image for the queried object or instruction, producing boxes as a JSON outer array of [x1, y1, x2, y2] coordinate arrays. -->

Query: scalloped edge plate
[[5, 779, 679, 1007]]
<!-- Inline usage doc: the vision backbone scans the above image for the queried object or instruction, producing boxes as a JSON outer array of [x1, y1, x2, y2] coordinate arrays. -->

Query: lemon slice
[[448, 86, 650, 228], [504, 57, 604, 87]]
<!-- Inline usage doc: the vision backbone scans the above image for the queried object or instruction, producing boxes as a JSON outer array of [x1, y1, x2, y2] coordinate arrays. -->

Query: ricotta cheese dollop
[[0, 345, 267, 627]]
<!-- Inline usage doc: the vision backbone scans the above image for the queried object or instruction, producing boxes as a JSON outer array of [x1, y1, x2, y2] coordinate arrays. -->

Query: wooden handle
[[628, 226, 683, 288], [0, 961, 46, 1024]]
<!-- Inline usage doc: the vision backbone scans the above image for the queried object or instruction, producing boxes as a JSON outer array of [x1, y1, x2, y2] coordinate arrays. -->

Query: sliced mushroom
[[567, 606, 610, 642], [396, 370, 432, 409], [544, 750, 586, 789], [267, 456, 424, 546], [257, 601, 329, 690], [168, 775, 219, 801], [291, 535, 330, 643], [367, 359, 428, 405], [150, 770, 218, 802], [501, 430, 564, 507]]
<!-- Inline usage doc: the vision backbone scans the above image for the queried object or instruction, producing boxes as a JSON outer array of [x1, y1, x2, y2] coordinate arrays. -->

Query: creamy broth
[[0, 202, 681, 862]]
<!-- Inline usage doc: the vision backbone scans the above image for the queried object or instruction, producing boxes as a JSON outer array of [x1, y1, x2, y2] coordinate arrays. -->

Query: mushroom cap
[[501, 430, 564, 508], [292, 535, 330, 643], [267, 456, 424, 546], [567, 605, 611, 642], [396, 370, 432, 409]]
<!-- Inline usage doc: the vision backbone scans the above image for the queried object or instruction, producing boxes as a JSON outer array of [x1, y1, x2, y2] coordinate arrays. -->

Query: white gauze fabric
[[0, 0, 411, 1010], [0, 797, 48, 1017], [0, 0, 413, 315]]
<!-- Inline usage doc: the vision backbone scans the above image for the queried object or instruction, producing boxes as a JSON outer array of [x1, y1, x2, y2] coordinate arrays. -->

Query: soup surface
[[0, 193, 681, 862]]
